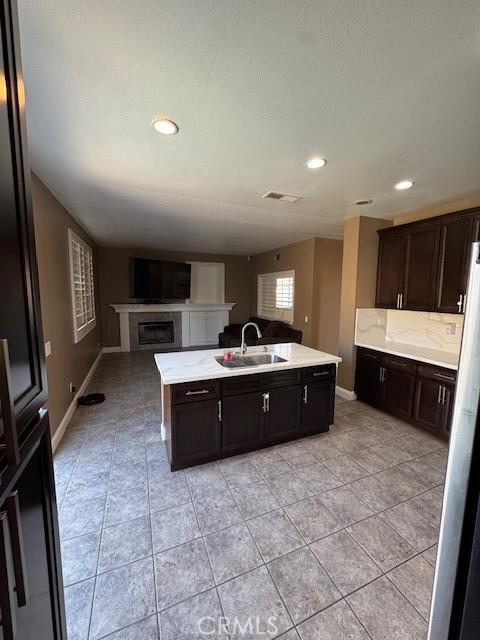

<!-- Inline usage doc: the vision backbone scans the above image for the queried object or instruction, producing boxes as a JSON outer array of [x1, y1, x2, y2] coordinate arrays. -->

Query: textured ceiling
[[18, 0, 480, 254]]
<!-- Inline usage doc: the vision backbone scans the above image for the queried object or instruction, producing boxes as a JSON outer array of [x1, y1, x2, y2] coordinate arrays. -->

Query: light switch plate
[[45, 341, 52, 357]]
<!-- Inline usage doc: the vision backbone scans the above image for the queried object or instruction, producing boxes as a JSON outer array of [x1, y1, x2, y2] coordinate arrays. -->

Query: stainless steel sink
[[215, 353, 287, 368]]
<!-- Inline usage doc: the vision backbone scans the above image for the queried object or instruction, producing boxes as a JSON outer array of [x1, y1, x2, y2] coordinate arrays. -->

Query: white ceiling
[[18, 0, 480, 255]]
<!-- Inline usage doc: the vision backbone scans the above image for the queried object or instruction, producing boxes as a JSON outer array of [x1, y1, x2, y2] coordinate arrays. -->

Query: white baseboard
[[51, 349, 103, 453], [335, 385, 357, 401], [160, 422, 166, 441], [102, 346, 122, 353]]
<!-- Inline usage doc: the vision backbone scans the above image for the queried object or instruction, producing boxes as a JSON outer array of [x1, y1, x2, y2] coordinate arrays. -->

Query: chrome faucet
[[240, 322, 262, 354]]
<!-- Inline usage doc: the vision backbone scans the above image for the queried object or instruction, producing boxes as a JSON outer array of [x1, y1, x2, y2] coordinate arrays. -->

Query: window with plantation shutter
[[68, 229, 96, 343], [257, 270, 295, 324]]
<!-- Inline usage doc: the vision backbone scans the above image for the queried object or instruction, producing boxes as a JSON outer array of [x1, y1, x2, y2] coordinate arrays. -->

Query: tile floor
[[54, 351, 447, 639]]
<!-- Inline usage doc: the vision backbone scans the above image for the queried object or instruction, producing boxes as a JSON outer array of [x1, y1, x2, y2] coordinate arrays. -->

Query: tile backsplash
[[356, 308, 463, 354]]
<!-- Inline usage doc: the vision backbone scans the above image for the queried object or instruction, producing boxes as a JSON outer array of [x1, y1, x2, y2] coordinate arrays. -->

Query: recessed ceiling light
[[152, 118, 179, 135], [355, 199, 373, 206], [394, 179, 414, 191], [306, 157, 327, 169]]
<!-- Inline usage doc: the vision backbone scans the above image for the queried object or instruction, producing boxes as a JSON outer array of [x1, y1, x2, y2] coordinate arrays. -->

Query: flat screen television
[[130, 258, 191, 301]]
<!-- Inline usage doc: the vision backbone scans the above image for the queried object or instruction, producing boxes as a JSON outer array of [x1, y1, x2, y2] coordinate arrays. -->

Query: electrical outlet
[[45, 341, 52, 357], [446, 323, 457, 336], [304, 316, 309, 323], [69, 382, 76, 394]]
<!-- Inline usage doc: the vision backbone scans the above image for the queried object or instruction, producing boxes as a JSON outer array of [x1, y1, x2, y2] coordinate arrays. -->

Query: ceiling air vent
[[262, 191, 303, 203]]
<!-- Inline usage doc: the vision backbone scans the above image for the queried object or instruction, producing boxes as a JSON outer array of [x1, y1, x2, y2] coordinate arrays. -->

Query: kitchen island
[[155, 343, 342, 470]]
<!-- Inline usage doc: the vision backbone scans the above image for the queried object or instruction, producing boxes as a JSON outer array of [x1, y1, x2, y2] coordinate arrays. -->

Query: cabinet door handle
[[262, 393, 267, 413], [437, 385, 443, 404], [185, 389, 210, 396], [217, 400, 222, 422], [457, 294, 463, 312], [434, 373, 455, 382], [441, 385, 447, 405], [396, 294, 400, 309], [400, 293, 404, 309], [379, 367, 383, 382], [6, 492, 28, 607], [303, 385, 308, 404], [266, 392, 270, 412], [0, 511, 16, 640], [462, 293, 467, 313], [0, 339, 20, 469]]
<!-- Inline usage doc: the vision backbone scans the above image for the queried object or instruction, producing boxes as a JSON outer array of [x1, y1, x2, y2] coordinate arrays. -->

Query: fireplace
[[138, 321, 174, 345]]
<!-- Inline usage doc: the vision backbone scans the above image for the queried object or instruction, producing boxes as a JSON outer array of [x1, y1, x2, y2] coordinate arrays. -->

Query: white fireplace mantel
[[111, 303, 236, 352]]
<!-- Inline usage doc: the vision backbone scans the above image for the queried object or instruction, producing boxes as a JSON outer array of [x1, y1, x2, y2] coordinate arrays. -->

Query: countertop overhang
[[354, 339, 459, 370], [155, 343, 342, 385]]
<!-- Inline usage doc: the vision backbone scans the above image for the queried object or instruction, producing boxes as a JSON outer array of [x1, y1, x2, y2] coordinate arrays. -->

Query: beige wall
[[337, 216, 392, 391], [249, 239, 316, 346], [98, 247, 251, 347], [312, 238, 343, 355], [32, 174, 101, 437], [393, 193, 480, 226]]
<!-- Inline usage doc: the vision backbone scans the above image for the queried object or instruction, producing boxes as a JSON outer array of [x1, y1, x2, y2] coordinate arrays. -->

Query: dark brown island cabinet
[[1, 2, 66, 638], [355, 348, 456, 441], [376, 208, 480, 313], [163, 364, 336, 470]]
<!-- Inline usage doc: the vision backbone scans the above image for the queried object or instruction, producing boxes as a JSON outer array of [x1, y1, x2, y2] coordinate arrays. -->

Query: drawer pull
[[185, 389, 210, 396], [434, 373, 455, 382], [313, 371, 329, 377], [303, 385, 308, 404], [217, 400, 222, 422]]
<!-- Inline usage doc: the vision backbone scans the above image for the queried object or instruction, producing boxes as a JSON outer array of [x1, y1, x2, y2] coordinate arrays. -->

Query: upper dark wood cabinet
[[403, 225, 441, 310], [376, 208, 480, 313], [436, 217, 473, 313], [375, 233, 407, 308]]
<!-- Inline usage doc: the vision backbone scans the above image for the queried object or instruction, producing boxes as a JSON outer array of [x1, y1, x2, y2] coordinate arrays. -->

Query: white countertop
[[355, 338, 459, 370], [155, 343, 342, 385]]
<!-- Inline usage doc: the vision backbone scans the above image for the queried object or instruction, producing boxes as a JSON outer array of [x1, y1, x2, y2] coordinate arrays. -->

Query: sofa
[[218, 316, 302, 348]]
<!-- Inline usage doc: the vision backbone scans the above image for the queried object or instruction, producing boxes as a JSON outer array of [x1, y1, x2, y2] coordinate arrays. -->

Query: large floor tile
[[297, 600, 370, 640], [186, 463, 228, 499], [231, 480, 280, 519], [284, 496, 341, 543], [104, 488, 150, 526], [90, 557, 156, 639], [204, 523, 263, 584], [219, 457, 261, 488], [149, 475, 191, 512], [322, 454, 368, 483], [154, 538, 214, 610], [409, 486, 444, 525], [347, 515, 416, 572], [98, 515, 152, 572], [64, 578, 95, 640], [218, 566, 293, 639], [267, 471, 312, 506], [59, 497, 105, 540], [348, 473, 402, 512], [247, 509, 305, 562], [381, 502, 439, 552], [347, 576, 428, 639], [102, 615, 159, 639], [317, 485, 373, 527], [159, 589, 227, 639], [278, 442, 317, 469], [195, 490, 243, 535], [388, 555, 435, 620], [64, 470, 109, 504], [311, 529, 381, 596], [422, 544, 438, 567], [250, 449, 292, 478], [61, 531, 101, 586], [296, 462, 343, 494], [151, 502, 200, 553], [268, 546, 340, 624]]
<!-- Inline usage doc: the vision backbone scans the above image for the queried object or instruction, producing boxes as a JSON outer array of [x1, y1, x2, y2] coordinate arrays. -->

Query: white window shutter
[[257, 270, 294, 324], [68, 229, 96, 343]]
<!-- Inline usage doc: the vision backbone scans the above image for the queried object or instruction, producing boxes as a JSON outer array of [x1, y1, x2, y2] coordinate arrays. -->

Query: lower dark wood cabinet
[[264, 385, 301, 442], [355, 346, 456, 440], [301, 381, 334, 435], [381, 367, 416, 420], [165, 364, 337, 469], [221, 392, 264, 452], [355, 351, 383, 407], [172, 399, 221, 465]]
